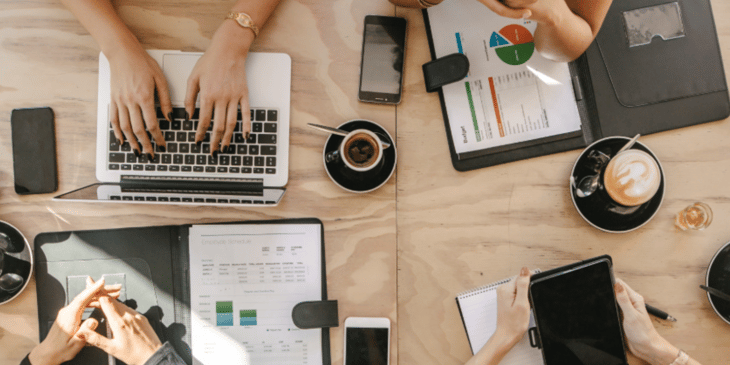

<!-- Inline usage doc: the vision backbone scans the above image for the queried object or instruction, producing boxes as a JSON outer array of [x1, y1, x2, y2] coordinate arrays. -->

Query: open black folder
[[34, 218, 337, 365], [423, 0, 729, 171]]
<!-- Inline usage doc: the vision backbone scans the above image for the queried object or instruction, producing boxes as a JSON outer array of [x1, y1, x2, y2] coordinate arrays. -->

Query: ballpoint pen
[[645, 303, 677, 322], [700, 284, 730, 303]]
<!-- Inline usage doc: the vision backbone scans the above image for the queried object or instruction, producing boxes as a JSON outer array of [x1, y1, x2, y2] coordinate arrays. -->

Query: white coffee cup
[[338, 129, 384, 172], [603, 149, 662, 207]]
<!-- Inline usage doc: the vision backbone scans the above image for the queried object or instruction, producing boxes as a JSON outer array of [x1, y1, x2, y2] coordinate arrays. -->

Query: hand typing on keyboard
[[185, 19, 255, 157], [107, 41, 173, 160], [59, 0, 282, 158]]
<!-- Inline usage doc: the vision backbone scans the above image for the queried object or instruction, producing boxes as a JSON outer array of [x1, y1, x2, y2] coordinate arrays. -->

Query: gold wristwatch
[[226, 11, 259, 38]]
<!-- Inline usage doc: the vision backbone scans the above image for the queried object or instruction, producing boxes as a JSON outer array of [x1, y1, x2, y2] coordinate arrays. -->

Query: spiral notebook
[[455, 271, 543, 364]]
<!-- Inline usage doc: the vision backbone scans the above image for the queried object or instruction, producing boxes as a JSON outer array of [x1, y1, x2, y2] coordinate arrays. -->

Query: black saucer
[[570, 137, 665, 233], [0, 220, 33, 305], [707, 241, 730, 325], [323, 120, 396, 193]]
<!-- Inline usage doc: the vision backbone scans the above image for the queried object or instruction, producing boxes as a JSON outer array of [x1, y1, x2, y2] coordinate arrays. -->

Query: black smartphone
[[358, 15, 407, 105], [11, 107, 58, 194]]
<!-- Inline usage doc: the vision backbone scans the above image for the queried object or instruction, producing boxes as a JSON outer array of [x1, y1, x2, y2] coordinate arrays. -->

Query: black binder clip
[[528, 327, 542, 349], [292, 300, 339, 329], [422, 53, 470, 93]]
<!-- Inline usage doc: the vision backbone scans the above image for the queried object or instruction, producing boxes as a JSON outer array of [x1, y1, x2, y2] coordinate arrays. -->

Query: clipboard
[[422, 0, 730, 171], [34, 218, 337, 365]]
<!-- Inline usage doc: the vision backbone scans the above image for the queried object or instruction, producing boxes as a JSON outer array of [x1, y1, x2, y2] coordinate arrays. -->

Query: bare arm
[[389, 0, 444, 8], [615, 279, 702, 365], [466, 268, 532, 365], [502, 0, 613, 62], [185, 0, 281, 155], [59, 0, 172, 158], [58, 0, 140, 58]]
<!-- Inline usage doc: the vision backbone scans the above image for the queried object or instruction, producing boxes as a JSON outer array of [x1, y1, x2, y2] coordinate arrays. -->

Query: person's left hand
[[186, 21, 255, 156], [28, 277, 122, 365], [494, 267, 532, 347]]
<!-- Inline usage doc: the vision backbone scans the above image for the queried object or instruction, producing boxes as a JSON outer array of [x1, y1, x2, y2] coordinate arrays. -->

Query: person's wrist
[[492, 328, 521, 352], [98, 27, 144, 62], [133, 342, 164, 365], [216, 18, 255, 57], [636, 336, 679, 365], [28, 343, 60, 365]]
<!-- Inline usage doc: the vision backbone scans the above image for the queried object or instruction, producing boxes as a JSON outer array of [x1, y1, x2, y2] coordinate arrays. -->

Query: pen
[[699, 285, 730, 303], [645, 304, 676, 322]]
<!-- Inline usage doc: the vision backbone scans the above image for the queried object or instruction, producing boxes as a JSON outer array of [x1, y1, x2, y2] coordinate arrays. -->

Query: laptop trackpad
[[162, 54, 201, 105]]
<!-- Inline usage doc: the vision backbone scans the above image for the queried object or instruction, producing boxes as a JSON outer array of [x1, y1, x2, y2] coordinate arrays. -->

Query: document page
[[427, 0, 582, 154], [189, 223, 323, 365], [459, 289, 543, 364]]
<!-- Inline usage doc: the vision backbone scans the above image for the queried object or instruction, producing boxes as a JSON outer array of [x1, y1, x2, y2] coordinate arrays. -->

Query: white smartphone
[[343, 317, 391, 365]]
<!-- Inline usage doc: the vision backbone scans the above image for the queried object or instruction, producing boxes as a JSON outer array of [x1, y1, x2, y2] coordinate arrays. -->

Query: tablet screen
[[530, 259, 627, 365]]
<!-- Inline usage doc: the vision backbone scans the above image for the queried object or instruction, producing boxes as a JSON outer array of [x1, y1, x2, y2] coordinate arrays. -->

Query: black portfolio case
[[423, 0, 730, 171], [34, 218, 335, 365]]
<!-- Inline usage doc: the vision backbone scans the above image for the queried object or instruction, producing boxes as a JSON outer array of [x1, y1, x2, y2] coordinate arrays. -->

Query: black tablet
[[529, 256, 628, 365]]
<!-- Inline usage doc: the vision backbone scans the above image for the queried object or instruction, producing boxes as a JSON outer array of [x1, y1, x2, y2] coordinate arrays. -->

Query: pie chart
[[489, 25, 535, 66]]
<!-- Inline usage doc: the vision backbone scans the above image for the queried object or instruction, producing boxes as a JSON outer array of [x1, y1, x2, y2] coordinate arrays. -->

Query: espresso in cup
[[343, 132, 381, 169], [603, 149, 661, 207], [339, 129, 384, 173]]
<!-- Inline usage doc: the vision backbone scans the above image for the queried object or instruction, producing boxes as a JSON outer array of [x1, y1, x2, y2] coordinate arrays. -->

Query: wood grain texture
[[395, 0, 730, 364], [0, 1, 398, 364]]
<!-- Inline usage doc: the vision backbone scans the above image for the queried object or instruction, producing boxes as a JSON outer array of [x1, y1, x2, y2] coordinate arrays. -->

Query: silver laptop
[[55, 50, 291, 206]]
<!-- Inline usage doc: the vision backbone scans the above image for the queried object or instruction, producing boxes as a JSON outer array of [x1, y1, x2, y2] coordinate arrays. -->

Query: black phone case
[[10, 107, 57, 194], [527, 255, 629, 365]]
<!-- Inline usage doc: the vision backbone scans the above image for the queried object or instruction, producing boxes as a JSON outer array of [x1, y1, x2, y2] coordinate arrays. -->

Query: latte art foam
[[603, 149, 661, 207]]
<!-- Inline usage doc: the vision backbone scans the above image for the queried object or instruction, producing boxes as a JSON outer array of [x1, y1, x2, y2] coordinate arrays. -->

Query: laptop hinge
[[120, 176, 264, 195]]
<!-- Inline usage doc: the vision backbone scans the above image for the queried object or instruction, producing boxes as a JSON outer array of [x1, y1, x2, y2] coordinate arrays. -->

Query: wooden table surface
[[1, 0, 729, 364]]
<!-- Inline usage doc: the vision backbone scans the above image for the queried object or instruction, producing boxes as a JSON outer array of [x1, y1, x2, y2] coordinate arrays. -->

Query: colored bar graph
[[240, 309, 257, 326], [464, 82, 482, 142], [488, 77, 505, 138], [216, 301, 233, 326]]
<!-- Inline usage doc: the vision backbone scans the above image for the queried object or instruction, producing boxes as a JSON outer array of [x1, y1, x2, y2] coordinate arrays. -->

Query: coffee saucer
[[706, 240, 730, 325], [0, 220, 33, 305], [323, 120, 396, 193], [570, 136, 665, 233]]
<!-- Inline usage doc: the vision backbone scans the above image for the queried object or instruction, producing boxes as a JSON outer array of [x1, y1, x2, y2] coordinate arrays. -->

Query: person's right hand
[[107, 45, 173, 159], [494, 267, 532, 347], [615, 278, 679, 365], [476, 0, 532, 19], [78, 295, 163, 365]]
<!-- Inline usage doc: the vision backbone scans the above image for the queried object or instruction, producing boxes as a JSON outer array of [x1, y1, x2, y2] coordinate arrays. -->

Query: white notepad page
[[457, 276, 544, 365], [189, 223, 324, 365]]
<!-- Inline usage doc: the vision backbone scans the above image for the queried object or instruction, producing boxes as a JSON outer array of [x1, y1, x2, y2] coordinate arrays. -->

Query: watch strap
[[226, 11, 259, 38]]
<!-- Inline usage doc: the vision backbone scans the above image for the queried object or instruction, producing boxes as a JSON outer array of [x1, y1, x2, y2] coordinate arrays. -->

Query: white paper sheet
[[457, 281, 543, 365], [427, 0, 583, 154], [189, 223, 323, 365]]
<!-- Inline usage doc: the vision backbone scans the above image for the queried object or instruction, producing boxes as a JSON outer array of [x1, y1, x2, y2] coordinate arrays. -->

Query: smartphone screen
[[11, 107, 57, 194], [359, 16, 406, 104], [345, 327, 389, 365]]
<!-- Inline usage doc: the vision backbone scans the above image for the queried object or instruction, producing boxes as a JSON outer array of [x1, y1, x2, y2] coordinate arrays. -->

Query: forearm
[[636, 337, 702, 365], [59, 0, 141, 59], [389, 0, 444, 8], [532, 3, 594, 62], [465, 333, 516, 365], [217, 0, 281, 55]]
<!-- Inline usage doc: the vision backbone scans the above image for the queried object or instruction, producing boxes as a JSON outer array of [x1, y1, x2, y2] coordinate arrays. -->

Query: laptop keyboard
[[107, 107, 279, 175]]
